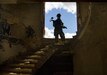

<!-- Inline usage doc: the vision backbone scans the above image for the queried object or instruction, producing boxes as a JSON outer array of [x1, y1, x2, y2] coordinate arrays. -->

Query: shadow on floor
[[35, 49, 73, 75]]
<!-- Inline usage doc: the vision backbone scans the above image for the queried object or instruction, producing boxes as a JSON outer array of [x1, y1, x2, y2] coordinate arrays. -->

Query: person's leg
[[2, 29, 5, 35], [60, 31, 65, 42], [6, 26, 10, 35], [54, 29, 58, 43], [55, 33, 58, 43]]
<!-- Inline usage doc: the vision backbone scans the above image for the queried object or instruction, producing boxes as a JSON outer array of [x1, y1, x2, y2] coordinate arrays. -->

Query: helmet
[[57, 13, 61, 17]]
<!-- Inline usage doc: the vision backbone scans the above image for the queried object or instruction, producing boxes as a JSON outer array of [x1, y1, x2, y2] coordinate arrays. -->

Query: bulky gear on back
[[54, 19, 63, 30], [50, 13, 67, 29]]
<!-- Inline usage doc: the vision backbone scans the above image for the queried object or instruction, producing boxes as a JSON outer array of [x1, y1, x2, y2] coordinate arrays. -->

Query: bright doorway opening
[[44, 2, 77, 39]]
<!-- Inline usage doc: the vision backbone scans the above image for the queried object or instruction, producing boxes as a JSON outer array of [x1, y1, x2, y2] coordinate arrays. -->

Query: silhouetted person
[[0, 18, 11, 48], [0, 16, 4, 35], [0, 19, 10, 36], [50, 13, 67, 43], [2, 19, 10, 35], [26, 25, 35, 38]]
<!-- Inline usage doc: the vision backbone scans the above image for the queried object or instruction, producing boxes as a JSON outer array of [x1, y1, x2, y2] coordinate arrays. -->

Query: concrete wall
[[77, 2, 91, 38], [73, 2, 107, 75], [0, 3, 44, 64], [0, 0, 17, 3]]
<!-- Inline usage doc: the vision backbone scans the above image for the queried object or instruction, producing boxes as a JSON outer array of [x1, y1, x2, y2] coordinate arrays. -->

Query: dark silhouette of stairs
[[35, 43, 73, 75]]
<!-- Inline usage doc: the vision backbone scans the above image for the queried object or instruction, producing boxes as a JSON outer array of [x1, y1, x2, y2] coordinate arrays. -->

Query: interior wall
[[73, 2, 107, 75], [77, 2, 91, 38], [0, 3, 44, 64], [0, 0, 17, 3]]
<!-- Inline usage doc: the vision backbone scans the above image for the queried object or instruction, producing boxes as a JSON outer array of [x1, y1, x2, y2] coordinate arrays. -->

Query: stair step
[[17, 59, 39, 64], [9, 63, 36, 68], [1, 72, 31, 75], [34, 51, 46, 55], [27, 55, 42, 59], [40, 48, 49, 52], [53, 72, 73, 75], [2, 68, 32, 73]]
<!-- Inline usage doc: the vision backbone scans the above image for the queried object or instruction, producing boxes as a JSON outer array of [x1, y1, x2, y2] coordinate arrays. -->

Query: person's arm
[[60, 20, 64, 26], [61, 20, 67, 29]]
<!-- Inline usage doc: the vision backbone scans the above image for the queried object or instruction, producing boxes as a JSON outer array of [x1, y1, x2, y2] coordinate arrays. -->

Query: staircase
[[0, 45, 57, 75], [0, 40, 74, 75], [35, 41, 74, 75]]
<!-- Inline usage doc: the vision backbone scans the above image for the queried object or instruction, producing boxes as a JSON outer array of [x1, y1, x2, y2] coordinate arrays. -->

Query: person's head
[[56, 13, 61, 18]]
